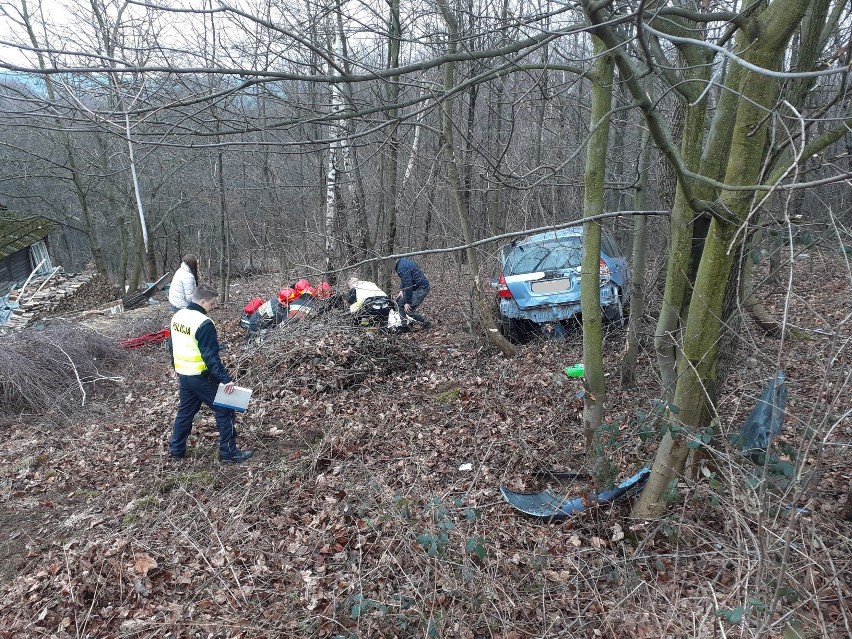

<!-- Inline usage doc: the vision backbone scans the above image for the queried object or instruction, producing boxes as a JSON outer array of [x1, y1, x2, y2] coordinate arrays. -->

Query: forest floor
[[0, 250, 850, 638]]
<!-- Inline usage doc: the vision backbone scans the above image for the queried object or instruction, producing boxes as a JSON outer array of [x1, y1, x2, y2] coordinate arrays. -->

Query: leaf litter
[[0, 252, 850, 638]]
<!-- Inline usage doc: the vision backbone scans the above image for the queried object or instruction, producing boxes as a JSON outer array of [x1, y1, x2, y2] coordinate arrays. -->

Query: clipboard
[[213, 384, 252, 412]]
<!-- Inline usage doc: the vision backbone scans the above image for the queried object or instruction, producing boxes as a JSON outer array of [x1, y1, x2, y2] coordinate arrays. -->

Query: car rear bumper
[[500, 283, 620, 323]]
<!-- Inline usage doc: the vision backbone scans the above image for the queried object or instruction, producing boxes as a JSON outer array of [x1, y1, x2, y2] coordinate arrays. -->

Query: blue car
[[496, 227, 630, 340]]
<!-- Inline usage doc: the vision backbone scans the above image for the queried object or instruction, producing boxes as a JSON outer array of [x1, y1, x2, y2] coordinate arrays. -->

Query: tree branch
[[334, 210, 671, 275], [643, 23, 851, 80], [580, 0, 732, 224]]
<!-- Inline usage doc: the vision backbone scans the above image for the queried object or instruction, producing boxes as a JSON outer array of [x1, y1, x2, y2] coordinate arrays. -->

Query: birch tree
[[324, 11, 343, 276]]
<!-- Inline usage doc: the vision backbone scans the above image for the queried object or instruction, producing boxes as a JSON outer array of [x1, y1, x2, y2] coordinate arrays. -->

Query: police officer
[[168, 285, 253, 463]]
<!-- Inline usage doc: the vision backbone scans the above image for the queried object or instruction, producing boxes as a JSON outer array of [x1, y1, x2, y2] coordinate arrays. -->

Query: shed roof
[[0, 211, 56, 261]]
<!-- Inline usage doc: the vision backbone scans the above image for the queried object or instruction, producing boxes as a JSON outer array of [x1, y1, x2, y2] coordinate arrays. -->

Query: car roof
[[515, 227, 584, 247]]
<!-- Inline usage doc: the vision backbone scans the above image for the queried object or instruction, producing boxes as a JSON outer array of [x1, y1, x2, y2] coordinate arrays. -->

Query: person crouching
[[289, 282, 317, 319], [247, 287, 296, 340], [347, 276, 394, 328]]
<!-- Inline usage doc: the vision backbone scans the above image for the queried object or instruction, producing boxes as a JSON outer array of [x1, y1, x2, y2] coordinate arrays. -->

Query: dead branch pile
[[0, 323, 128, 417], [72, 301, 172, 341], [233, 317, 423, 396]]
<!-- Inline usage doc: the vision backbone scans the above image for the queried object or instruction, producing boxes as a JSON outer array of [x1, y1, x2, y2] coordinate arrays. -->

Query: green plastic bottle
[[564, 363, 584, 378]]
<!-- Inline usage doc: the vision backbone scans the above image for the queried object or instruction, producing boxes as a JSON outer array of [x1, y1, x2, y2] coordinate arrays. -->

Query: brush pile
[[232, 315, 423, 397], [0, 322, 128, 417]]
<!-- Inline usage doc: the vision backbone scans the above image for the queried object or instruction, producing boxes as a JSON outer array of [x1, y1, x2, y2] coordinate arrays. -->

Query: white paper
[[213, 384, 252, 412]]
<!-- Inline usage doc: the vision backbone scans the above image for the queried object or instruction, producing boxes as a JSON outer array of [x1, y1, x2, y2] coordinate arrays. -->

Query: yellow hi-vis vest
[[349, 281, 387, 313], [171, 308, 210, 375]]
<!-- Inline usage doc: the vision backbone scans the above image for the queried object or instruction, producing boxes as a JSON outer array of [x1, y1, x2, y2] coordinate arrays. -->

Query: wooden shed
[[0, 210, 56, 296]]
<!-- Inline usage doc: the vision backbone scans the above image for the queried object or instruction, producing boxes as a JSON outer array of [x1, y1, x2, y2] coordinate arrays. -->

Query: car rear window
[[504, 238, 582, 275]]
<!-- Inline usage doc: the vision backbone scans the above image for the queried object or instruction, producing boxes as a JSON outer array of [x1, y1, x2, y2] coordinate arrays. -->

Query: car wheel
[[604, 289, 626, 326], [499, 316, 517, 343], [499, 317, 530, 344], [539, 321, 567, 340]]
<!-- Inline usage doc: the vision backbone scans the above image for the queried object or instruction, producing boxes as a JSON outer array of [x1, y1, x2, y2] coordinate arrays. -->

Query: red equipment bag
[[240, 297, 266, 330], [243, 297, 265, 314]]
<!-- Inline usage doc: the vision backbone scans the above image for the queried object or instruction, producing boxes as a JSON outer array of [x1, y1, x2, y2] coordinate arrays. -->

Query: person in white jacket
[[168, 255, 199, 311], [346, 276, 400, 328]]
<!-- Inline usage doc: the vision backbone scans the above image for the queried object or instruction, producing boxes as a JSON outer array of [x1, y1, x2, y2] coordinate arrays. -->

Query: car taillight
[[497, 274, 513, 298], [599, 258, 610, 277]]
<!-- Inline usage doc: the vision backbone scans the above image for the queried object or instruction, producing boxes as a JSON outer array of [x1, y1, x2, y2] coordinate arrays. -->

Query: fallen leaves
[[1, 256, 850, 637], [133, 553, 157, 576]]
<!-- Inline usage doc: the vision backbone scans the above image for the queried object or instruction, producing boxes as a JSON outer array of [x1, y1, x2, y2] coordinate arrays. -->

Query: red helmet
[[294, 279, 311, 294], [315, 282, 333, 299], [302, 285, 317, 297], [278, 287, 297, 303]]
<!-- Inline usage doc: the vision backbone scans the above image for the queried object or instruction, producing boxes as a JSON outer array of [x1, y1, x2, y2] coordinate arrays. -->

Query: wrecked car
[[495, 227, 630, 341]]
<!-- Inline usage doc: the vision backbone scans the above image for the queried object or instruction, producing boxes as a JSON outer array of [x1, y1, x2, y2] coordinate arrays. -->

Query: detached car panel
[[497, 227, 630, 335]]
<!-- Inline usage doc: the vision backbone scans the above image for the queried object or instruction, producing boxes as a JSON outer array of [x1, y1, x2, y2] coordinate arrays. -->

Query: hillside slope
[[1, 254, 850, 638]]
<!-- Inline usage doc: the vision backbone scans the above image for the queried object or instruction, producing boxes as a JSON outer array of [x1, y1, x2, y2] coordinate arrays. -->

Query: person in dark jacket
[[168, 285, 253, 464], [393, 257, 431, 329]]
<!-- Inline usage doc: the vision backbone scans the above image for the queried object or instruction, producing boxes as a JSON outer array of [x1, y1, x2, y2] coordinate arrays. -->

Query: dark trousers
[[170, 374, 237, 457], [399, 285, 430, 324]]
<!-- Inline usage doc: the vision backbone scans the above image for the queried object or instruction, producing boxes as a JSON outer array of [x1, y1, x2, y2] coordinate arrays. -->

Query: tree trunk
[[380, 0, 402, 282], [19, 0, 109, 279], [761, 0, 830, 293], [334, 1, 370, 275], [533, 32, 549, 220], [487, 71, 509, 239], [634, 0, 812, 519], [117, 213, 129, 293], [217, 150, 229, 300], [323, 11, 345, 276], [487, 0, 512, 240], [581, 36, 614, 485], [621, 131, 652, 388], [434, 0, 516, 357], [125, 112, 157, 281], [463, 81, 478, 226], [129, 211, 144, 293], [653, 65, 711, 401]]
